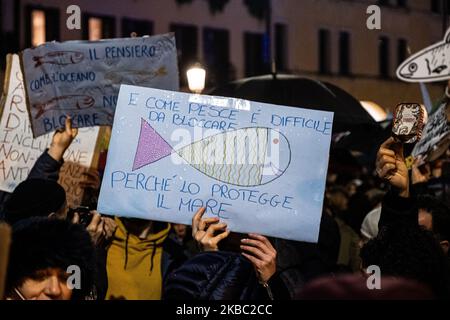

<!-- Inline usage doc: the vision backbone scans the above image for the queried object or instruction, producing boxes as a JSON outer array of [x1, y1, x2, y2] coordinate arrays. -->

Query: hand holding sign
[[241, 234, 277, 284], [376, 137, 409, 197], [48, 116, 78, 162], [192, 207, 230, 251]]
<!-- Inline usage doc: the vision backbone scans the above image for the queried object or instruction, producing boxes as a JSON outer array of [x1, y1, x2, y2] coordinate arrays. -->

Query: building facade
[[0, 0, 447, 110]]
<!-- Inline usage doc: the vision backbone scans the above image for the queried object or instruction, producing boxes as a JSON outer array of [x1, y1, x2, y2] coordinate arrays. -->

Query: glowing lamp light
[[360, 101, 388, 122], [186, 64, 206, 94]]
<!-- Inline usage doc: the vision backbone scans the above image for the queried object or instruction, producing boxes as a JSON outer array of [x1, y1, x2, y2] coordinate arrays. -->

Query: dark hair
[[417, 195, 450, 243], [6, 217, 96, 300], [2, 179, 66, 225], [360, 224, 450, 298]]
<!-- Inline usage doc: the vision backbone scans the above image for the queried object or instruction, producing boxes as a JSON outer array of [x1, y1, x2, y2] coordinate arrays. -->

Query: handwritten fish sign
[[0, 54, 100, 208], [21, 33, 179, 137], [397, 28, 450, 82], [98, 85, 334, 243]]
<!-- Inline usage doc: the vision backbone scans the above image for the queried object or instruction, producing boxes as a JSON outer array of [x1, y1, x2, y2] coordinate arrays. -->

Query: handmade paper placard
[[412, 102, 450, 163], [397, 28, 450, 82], [0, 54, 100, 208], [21, 33, 179, 137], [98, 85, 334, 242]]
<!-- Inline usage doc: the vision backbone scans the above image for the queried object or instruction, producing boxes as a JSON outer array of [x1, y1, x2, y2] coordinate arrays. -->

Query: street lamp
[[186, 63, 206, 94]]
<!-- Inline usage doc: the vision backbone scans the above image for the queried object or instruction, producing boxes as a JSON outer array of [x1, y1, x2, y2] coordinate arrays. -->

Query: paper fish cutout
[[397, 28, 450, 82], [132, 119, 291, 187]]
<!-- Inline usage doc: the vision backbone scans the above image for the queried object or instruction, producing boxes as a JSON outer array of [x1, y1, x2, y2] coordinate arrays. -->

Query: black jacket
[[163, 251, 289, 300], [0, 150, 62, 218]]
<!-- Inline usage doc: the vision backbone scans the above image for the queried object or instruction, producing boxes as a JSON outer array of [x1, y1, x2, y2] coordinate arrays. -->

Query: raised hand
[[240, 233, 277, 283], [376, 137, 409, 197], [48, 116, 78, 162], [192, 207, 230, 251]]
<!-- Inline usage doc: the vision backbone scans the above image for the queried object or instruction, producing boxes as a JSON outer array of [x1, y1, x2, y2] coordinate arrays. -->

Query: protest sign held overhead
[[412, 102, 450, 163], [0, 54, 100, 208], [397, 28, 450, 83], [98, 85, 334, 243], [21, 33, 179, 137]]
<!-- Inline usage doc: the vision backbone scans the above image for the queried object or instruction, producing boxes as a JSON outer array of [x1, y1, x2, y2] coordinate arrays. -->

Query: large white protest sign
[[397, 28, 450, 82], [412, 102, 450, 162], [98, 85, 334, 242], [0, 54, 100, 208], [21, 33, 179, 137]]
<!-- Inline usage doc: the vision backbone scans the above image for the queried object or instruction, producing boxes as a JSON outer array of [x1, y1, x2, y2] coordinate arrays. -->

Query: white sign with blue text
[[21, 33, 179, 137], [98, 85, 333, 242]]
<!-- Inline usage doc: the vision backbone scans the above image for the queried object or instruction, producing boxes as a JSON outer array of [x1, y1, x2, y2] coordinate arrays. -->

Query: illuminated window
[[83, 14, 115, 40], [31, 10, 46, 47], [89, 17, 103, 41]]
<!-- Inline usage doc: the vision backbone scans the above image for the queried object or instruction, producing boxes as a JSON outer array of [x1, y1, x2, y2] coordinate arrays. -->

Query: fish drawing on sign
[[104, 67, 168, 86], [33, 51, 84, 68], [132, 119, 291, 187], [397, 28, 450, 82], [34, 95, 95, 119]]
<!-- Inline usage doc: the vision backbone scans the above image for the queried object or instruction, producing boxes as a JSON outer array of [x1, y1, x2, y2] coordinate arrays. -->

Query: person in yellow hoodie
[[105, 217, 188, 300]]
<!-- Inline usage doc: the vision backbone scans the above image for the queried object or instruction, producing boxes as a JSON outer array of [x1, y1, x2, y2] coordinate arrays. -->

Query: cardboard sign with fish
[[21, 33, 179, 137], [0, 54, 101, 208], [98, 85, 334, 243], [397, 28, 450, 82]]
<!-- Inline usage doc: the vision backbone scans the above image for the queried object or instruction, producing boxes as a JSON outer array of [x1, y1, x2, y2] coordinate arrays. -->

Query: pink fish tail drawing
[[133, 119, 174, 171], [132, 119, 291, 187]]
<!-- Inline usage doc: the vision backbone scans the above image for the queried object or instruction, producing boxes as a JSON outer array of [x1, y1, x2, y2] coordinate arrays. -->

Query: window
[[31, 10, 45, 47], [318, 29, 331, 74], [203, 27, 230, 87], [431, 0, 450, 13], [82, 14, 115, 40], [88, 17, 102, 41], [122, 18, 153, 37], [379, 36, 390, 78], [170, 24, 198, 86], [244, 32, 266, 77], [397, 38, 408, 67], [431, 0, 440, 13], [275, 23, 288, 72], [25, 6, 60, 47], [339, 31, 351, 75]]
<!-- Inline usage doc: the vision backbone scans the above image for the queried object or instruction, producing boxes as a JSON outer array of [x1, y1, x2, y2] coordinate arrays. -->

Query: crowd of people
[[1, 109, 450, 300]]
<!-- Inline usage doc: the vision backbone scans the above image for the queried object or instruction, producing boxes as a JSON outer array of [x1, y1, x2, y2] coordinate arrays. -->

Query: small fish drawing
[[397, 28, 450, 82], [33, 51, 84, 68], [105, 67, 168, 85], [132, 119, 291, 187], [33, 95, 95, 119]]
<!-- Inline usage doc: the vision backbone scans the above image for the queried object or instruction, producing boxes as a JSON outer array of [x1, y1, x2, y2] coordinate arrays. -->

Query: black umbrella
[[208, 74, 378, 133]]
